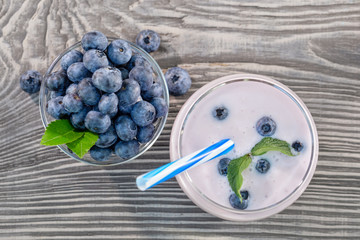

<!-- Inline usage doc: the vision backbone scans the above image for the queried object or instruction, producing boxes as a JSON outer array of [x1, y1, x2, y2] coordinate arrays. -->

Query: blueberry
[[150, 97, 168, 118], [107, 39, 132, 65], [137, 124, 155, 143], [255, 159, 270, 174], [70, 106, 91, 130], [83, 49, 109, 73], [256, 116, 277, 136], [118, 67, 129, 79], [63, 93, 84, 113], [77, 78, 101, 106], [126, 54, 151, 71], [114, 140, 140, 159], [119, 102, 136, 114], [90, 146, 112, 161], [46, 70, 69, 91], [19, 70, 42, 94], [129, 66, 153, 91], [49, 90, 65, 99], [95, 125, 118, 148], [98, 93, 118, 118], [116, 79, 141, 106], [213, 106, 228, 120], [92, 67, 123, 93], [165, 67, 191, 96], [84, 110, 111, 134], [115, 115, 138, 141], [136, 29, 161, 53], [240, 191, 249, 200], [81, 31, 108, 51], [292, 141, 304, 152], [217, 158, 230, 176], [130, 101, 156, 127], [67, 62, 92, 83], [229, 191, 249, 210], [66, 83, 78, 95], [142, 82, 162, 101], [46, 96, 70, 119], [61, 50, 83, 71]]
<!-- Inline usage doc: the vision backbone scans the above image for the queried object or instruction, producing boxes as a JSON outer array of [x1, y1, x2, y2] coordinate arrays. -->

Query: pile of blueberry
[[217, 116, 304, 210], [20, 30, 192, 161]]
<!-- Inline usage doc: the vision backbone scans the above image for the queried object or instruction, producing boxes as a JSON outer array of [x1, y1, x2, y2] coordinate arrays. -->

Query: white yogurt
[[180, 81, 312, 210]]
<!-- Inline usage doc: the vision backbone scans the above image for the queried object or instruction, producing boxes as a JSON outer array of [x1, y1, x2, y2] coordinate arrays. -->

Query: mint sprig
[[66, 131, 98, 158], [251, 137, 295, 156], [40, 119, 84, 145], [227, 137, 297, 203], [227, 154, 252, 201], [40, 119, 98, 158]]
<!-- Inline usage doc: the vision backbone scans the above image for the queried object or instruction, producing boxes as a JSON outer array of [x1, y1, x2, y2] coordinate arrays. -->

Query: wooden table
[[1, 0, 359, 239]]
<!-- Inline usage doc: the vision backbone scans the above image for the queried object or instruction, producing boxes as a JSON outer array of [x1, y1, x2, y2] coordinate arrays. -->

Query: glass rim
[[170, 73, 319, 221], [39, 37, 169, 166]]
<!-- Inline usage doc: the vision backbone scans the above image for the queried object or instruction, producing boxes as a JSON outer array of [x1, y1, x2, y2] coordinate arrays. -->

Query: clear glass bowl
[[39, 38, 169, 166], [170, 73, 319, 221]]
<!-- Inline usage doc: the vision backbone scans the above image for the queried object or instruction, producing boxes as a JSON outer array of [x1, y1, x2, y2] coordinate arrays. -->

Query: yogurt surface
[[180, 80, 312, 210]]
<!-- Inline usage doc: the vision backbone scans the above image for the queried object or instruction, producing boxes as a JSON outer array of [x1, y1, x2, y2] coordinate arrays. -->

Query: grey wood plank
[[0, 0, 359, 239]]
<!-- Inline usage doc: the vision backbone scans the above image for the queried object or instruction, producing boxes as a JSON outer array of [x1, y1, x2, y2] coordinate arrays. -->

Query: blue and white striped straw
[[136, 139, 235, 191]]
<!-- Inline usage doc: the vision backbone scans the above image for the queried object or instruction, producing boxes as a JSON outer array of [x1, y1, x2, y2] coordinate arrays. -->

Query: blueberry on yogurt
[[217, 158, 231, 176], [213, 106, 228, 120], [229, 191, 249, 210], [256, 116, 276, 136], [255, 159, 270, 174], [292, 141, 304, 152]]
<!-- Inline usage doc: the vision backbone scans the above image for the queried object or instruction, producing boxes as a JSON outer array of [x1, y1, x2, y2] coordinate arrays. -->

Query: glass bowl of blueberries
[[39, 31, 169, 166]]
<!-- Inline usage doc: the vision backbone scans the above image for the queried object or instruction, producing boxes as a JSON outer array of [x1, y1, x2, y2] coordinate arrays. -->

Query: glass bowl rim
[[169, 73, 319, 221], [39, 37, 169, 166]]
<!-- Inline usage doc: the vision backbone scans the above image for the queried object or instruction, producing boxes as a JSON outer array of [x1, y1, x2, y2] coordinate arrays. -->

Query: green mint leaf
[[40, 119, 84, 146], [66, 131, 98, 158], [227, 154, 252, 201], [251, 137, 295, 156]]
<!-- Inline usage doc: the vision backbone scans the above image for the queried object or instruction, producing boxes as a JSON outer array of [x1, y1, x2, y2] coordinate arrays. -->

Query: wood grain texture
[[1, 0, 360, 239]]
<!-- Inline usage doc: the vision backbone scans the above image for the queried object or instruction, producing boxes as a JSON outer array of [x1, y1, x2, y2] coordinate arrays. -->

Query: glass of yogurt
[[170, 73, 319, 221]]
